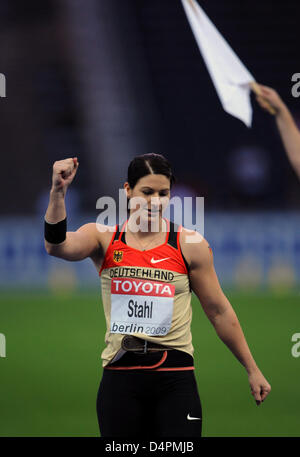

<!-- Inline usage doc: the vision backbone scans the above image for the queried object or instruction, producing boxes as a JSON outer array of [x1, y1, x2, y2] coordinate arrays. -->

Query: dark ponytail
[[127, 153, 175, 189]]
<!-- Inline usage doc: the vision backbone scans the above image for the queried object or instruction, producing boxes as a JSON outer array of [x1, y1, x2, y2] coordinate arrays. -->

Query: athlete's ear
[[123, 182, 131, 199]]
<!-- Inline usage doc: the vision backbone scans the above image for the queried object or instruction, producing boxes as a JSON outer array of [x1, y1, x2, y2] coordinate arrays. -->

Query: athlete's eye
[[142, 190, 169, 196]]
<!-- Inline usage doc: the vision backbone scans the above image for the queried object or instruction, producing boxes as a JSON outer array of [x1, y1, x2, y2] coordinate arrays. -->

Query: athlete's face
[[124, 174, 170, 223]]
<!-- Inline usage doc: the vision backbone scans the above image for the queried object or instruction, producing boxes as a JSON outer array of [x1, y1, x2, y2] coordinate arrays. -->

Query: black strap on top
[[167, 220, 179, 249], [112, 224, 121, 244], [121, 227, 126, 244], [168, 221, 190, 272]]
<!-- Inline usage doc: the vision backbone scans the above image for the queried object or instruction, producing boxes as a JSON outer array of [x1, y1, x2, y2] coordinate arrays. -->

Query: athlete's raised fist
[[51, 157, 79, 194]]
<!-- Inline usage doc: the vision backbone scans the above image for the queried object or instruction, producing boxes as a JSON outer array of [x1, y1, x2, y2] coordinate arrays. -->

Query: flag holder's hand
[[250, 82, 277, 115]]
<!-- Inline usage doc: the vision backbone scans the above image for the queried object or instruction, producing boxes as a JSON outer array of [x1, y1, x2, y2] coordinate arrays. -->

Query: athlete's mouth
[[146, 208, 160, 215]]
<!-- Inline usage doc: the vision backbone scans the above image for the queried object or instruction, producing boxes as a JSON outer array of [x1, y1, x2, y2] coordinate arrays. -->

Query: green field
[[0, 289, 299, 437]]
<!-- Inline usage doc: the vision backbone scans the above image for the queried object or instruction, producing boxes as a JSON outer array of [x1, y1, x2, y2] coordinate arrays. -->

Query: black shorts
[[96, 350, 202, 438]]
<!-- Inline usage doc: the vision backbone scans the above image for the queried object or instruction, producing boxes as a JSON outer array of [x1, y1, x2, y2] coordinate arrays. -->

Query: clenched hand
[[51, 157, 79, 195]]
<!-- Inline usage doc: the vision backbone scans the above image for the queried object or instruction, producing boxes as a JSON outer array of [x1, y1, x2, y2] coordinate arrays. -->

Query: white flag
[[181, 0, 255, 127]]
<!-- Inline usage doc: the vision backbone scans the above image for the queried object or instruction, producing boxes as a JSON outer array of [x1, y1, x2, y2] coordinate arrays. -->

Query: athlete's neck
[[127, 216, 166, 239]]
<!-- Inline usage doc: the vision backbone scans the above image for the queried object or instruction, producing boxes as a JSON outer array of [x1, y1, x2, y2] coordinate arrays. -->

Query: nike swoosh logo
[[150, 257, 171, 264], [187, 414, 201, 421]]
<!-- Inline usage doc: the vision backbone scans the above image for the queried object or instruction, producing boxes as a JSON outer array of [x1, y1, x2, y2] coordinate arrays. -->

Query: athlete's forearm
[[276, 107, 300, 178], [212, 307, 258, 374], [45, 189, 67, 224], [45, 189, 66, 257], [44, 189, 67, 255]]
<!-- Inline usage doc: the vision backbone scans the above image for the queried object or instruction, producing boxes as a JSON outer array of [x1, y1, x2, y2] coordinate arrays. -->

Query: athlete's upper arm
[[45, 222, 104, 262], [180, 229, 230, 322]]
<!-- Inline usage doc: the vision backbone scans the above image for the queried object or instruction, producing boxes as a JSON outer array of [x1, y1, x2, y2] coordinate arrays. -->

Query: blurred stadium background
[[0, 0, 300, 437]]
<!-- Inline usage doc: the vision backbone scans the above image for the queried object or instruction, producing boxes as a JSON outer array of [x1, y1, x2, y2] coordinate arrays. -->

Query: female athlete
[[44, 153, 271, 437]]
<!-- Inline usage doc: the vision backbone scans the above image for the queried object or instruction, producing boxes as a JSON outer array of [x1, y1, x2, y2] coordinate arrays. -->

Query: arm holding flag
[[256, 83, 300, 179]]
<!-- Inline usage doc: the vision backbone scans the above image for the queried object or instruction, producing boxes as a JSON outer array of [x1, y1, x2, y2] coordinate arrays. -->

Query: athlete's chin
[[139, 213, 160, 230]]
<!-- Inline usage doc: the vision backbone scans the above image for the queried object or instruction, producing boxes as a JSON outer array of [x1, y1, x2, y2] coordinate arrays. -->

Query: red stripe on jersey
[[150, 366, 195, 372]]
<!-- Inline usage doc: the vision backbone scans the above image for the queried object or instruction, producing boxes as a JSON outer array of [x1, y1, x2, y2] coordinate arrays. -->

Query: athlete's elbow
[[44, 240, 52, 255], [201, 300, 226, 325], [207, 310, 224, 327], [211, 308, 238, 330], [44, 240, 64, 258]]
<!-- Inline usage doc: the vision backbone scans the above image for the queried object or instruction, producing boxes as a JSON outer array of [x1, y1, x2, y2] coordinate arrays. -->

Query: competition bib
[[110, 278, 175, 336]]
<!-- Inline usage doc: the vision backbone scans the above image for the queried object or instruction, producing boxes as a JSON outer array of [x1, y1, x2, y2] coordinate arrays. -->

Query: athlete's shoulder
[[179, 227, 213, 268], [77, 222, 115, 234], [77, 222, 116, 247]]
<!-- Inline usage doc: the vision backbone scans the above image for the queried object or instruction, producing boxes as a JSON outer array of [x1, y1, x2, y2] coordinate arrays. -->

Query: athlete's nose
[[149, 196, 161, 211]]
